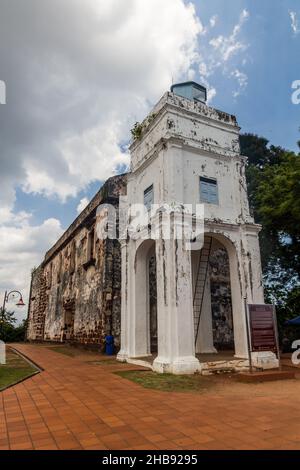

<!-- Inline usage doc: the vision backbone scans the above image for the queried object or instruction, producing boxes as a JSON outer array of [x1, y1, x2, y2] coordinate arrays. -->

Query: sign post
[[273, 308, 281, 370], [245, 303, 280, 372], [244, 298, 253, 373]]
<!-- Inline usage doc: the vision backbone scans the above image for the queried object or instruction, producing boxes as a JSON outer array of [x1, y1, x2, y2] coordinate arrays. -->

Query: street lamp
[[2, 290, 25, 312], [0, 290, 25, 337]]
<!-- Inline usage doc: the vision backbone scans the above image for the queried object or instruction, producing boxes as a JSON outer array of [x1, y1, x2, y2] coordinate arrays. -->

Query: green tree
[[0, 308, 26, 342], [0, 307, 17, 326], [240, 133, 300, 331]]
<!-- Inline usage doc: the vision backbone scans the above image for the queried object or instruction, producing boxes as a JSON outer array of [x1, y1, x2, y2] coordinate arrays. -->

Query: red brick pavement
[[1, 344, 300, 450]]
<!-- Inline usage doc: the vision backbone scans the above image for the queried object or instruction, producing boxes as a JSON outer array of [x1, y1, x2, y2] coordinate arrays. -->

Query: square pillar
[[117, 241, 130, 361], [229, 240, 249, 359], [243, 231, 264, 304], [153, 233, 200, 374]]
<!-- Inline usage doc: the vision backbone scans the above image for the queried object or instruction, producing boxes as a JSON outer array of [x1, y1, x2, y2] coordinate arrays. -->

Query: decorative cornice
[[130, 92, 240, 153]]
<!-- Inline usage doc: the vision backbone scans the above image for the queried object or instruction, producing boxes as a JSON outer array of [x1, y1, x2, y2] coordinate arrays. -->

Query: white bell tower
[[118, 82, 273, 374]]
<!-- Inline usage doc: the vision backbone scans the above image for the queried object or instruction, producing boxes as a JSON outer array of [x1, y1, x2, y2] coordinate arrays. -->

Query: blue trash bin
[[105, 335, 114, 355]]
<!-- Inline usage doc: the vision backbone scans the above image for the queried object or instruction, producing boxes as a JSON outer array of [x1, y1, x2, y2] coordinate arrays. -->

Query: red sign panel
[[248, 304, 277, 352]]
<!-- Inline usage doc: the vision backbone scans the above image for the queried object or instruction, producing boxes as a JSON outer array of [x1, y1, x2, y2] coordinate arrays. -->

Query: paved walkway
[[1, 344, 300, 450]]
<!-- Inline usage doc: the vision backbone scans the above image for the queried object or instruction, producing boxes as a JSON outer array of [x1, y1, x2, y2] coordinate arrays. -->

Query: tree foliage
[[0, 308, 27, 342], [240, 133, 300, 330]]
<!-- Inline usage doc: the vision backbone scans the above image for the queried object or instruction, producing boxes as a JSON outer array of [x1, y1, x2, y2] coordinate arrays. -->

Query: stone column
[[117, 240, 129, 361], [153, 225, 200, 374], [226, 234, 249, 359], [244, 229, 264, 304], [0, 340, 5, 365]]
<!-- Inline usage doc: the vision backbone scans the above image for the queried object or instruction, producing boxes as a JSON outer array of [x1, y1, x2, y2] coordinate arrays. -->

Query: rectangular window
[[47, 262, 53, 289], [57, 253, 62, 284], [86, 229, 95, 262], [200, 177, 219, 204], [69, 241, 76, 274], [144, 184, 154, 212]]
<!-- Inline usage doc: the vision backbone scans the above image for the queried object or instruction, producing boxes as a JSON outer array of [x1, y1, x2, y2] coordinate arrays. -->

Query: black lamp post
[[0, 290, 25, 337]]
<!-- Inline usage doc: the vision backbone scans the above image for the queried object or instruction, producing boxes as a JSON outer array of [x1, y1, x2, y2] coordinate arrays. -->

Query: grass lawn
[[0, 348, 38, 391], [47, 345, 118, 364], [47, 345, 80, 357], [115, 370, 215, 393]]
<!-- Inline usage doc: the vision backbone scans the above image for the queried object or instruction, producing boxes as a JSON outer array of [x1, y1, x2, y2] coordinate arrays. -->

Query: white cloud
[[209, 9, 249, 62], [0, 217, 63, 322], [289, 11, 300, 35], [198, 9, 250, 100], [0, 0, 203, 317], [210, 15, 218, 28], [231, 69, 248, 97], [0, 2, 252, 323], [207, 87, 217, 102], [0, 0, 203, 206], [77, 197, 90, 214], [0, 2, 250, 209], [199, 61, 209, 78]]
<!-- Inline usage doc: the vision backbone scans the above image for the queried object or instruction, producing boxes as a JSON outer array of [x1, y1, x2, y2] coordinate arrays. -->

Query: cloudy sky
[[0, 0, 299, 321]]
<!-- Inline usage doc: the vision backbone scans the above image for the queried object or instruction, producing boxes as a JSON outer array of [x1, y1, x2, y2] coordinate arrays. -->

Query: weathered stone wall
[[106, 239, 123, 349], [210, 246, 234, 349], [27, 174, 127, 349], [26, 266, 47, 341]]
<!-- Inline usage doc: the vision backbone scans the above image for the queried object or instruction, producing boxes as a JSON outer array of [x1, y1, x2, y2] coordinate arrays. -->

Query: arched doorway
[[119, 233, 202, 373], [134, 239, 157, 357], [192, 234, 235, 354]]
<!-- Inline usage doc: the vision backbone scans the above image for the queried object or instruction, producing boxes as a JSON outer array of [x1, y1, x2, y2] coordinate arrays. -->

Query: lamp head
[[16, 297, 25, 307]]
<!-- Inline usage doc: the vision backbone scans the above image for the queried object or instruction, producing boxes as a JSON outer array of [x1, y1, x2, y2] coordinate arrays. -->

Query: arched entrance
[[192, 234, 238, 356], [133, 239, 157, 357]]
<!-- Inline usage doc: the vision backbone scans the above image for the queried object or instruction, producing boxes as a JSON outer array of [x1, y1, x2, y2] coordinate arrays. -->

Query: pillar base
[[153, 356, 201, 375], [251, 352, 279, 370], [234, 352, 249, 360], [116, 351, 128, 362], [196, 346, 218, 354]]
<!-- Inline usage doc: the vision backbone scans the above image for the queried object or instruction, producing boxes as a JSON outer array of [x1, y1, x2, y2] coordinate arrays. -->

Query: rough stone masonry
[[27, 174, 126, 350], [26, 86, 249, 353], [27, 82, 276, 372], [26, 170, 233, 351]]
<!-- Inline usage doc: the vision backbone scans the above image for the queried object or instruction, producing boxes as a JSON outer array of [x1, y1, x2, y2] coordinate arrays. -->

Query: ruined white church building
[[27, 82, 278, 374]]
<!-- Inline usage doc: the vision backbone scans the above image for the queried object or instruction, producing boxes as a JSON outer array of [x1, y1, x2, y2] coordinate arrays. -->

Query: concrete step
[[201, 358, 249, 375], [237, 369, 296, 382]]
